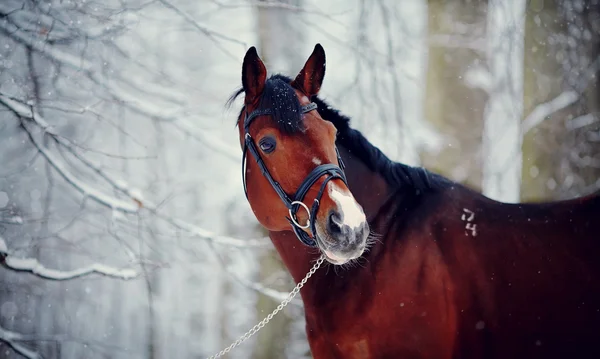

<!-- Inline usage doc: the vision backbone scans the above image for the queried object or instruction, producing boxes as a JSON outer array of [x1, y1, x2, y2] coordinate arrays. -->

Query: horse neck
[[336, 143, 395, 223]]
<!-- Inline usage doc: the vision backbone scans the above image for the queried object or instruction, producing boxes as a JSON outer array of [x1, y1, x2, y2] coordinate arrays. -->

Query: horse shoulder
[[360, 192, 461, 358]]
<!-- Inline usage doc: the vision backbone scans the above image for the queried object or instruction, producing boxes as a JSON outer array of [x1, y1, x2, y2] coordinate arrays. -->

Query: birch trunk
[[481, 0, 526, 203]]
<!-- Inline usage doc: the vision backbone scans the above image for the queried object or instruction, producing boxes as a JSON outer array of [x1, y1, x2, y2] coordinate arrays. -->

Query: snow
[[7, 216, 23, 224], [1, 235, 138, 280], [0, 95, 55, 134], [464, 65, 492, 93], [0, 236, 7, 254], [0, 324, 42, 359], [0, 95, 140, 213], [0, 16, 94, 73], [33, 138, 141, 213], [4, 255, 139, 280], [566, 113, 597, 130]]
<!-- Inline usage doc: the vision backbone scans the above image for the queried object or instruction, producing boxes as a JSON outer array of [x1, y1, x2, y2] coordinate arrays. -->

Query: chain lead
[[206, 255, 326, 359]]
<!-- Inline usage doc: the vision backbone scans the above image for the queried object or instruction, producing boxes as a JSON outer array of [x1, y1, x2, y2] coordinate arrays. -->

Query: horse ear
[[242, 46, 267, 104], [292, 43, 326, 97]]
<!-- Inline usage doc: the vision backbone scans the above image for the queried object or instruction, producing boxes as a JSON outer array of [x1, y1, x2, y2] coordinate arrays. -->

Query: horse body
[[232, 44, 600, 359], [441, 190, 600, 359], [272, 147, 600, 358], [272, 166, 600, 358]]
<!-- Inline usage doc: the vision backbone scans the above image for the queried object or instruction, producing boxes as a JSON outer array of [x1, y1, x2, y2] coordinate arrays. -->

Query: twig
[[210, 243, 301, 305], [209, 0, 349, 26], [19, 119, 141, 213], [0, 324, 42, 359], [522, 91, 578, 134], [169, 120, 239, 162], [157, 0, 246, 59]]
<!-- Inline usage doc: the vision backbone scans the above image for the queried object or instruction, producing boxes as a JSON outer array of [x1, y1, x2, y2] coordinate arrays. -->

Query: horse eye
[[259, 137, 276, 153]]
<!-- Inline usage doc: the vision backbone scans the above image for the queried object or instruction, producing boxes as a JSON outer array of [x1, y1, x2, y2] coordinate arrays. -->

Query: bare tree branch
[[0, 243, 138, 281], [522, 91, 579, 134], [0, 324, 42, 359], [0, 94, 270, 249], [566, 113, 598, 131], [18, 118, 141, 213], [209, 0, 349, 26], [211, 246, 302, 305], [157, 0, 246, 59], [169, 120, 239, 162], [0, 15, 243, 163]]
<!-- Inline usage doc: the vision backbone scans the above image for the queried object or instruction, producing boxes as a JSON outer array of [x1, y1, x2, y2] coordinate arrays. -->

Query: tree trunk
[[423, 0, 489, 189], [481, 0, 526, 203]]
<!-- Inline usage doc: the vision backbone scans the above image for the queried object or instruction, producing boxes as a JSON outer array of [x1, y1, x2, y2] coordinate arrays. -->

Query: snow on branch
[[522, 91, 579, 134], [566, 113, 597, 131], [0, 236, 138, 280], [0, 324, 42, 359], [3, 257, 138, 281], [0, 17, 184, 117], [521, 57, 599, 134], [0, 17, 94, 72], [227, 269, 301, 305], [463, 65, 493, 93], [211, 249, 301, 305], [1, 18, 240, 161], [0, 94, 269, 249], [157, 0, 246, 59], [0, 96, 141, 214], [154, 213, 269, 248], [170, 121, 239, 162]]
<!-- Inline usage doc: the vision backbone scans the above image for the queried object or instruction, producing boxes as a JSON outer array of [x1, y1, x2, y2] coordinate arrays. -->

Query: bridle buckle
[[289, 201, 311, 229]]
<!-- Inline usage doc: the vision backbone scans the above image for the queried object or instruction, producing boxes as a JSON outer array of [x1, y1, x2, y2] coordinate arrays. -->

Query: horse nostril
[[328, 211, 343, 235]]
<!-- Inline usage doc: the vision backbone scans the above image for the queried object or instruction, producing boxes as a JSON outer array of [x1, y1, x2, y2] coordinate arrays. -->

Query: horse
[[229, 43, 600, 359]]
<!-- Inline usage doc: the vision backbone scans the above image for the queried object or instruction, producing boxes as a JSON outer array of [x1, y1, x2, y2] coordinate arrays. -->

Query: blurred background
[[0, 0, 598, 358]]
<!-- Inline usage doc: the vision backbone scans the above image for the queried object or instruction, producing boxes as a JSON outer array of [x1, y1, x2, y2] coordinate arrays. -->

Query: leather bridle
[[242, 102, 347, 247]]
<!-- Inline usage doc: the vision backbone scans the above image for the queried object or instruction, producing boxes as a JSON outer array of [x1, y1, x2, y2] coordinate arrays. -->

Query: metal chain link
[[206, 255, 326, 359]]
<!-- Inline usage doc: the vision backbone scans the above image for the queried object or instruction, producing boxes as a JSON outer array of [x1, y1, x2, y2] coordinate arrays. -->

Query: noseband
[[242, 102, 347, 247]]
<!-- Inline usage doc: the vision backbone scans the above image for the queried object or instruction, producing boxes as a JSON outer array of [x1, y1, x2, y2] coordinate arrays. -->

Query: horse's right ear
[[242, 46, 267, 105]]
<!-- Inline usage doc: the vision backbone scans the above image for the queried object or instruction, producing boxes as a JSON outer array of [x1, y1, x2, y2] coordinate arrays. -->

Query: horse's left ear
[[291, 43, 326, 97]]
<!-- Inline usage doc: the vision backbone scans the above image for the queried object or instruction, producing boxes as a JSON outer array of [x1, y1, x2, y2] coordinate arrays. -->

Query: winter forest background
[[0, 0, 598, 358]]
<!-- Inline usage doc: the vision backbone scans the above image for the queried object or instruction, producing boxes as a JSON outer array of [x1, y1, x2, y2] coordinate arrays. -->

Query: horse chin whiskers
[[365, 229, 382, 248], [334, 229, 379, 269], [315, 234, 367, 266]]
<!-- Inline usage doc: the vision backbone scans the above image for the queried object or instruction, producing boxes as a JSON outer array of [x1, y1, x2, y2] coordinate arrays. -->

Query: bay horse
[[229, 44, 600, 359]]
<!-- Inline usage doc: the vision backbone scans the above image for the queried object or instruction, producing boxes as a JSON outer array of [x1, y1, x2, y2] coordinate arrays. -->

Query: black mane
[[228, 74, 450, 191], [312, 95, 450, 191]]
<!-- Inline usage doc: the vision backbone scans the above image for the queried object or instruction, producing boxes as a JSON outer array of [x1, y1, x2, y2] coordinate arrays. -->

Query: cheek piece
[[241, 102, 347, 247]]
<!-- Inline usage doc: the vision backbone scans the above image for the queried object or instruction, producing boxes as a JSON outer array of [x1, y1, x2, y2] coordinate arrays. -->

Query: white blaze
[[329, 183, 365, 230], [312, 157, 322, 165]]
